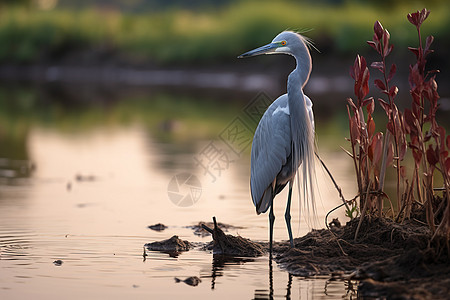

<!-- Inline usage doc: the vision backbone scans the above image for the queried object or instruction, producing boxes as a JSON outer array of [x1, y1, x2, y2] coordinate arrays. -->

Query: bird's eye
[[281, 41, 287, 46]]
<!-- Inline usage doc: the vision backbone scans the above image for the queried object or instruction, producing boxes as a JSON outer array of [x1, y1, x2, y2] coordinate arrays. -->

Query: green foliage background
[[0, 0, 449, 64]]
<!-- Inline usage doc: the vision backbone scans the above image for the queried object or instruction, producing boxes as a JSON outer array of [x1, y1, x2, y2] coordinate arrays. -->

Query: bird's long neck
[[287, 38, 312, 119], [286, 42, 315, 195], [291, 42, 312, 88], [287, 46, 311, 120], [286, 42, 311, 117]]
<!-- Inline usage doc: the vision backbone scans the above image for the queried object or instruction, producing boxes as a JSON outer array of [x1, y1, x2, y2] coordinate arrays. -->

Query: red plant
[[346, 8, 450, 244], [405, 9, 450, 239], [347, 54, 384, 224], [368, 20, 406, 215]]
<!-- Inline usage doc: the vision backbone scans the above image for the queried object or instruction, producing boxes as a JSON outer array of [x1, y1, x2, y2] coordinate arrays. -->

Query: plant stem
[[377, 130, 390, 217]]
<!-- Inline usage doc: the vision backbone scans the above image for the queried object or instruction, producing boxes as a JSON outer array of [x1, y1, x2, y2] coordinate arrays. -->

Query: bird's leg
[[285, 181, 294, 248], [269, 182, 276, 258], [269, 199, 275, 258]]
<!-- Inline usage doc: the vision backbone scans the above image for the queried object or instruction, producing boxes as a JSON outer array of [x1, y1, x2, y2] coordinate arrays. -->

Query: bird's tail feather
[[256, 186, 272, 214], [291, 91, 318, 230]]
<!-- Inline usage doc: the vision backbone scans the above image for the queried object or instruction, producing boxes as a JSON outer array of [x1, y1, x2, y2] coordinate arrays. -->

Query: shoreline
[[0, 64, 356, 95]]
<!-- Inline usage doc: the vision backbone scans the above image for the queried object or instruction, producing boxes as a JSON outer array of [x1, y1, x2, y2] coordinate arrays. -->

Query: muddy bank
[[273, 217, 450, 299], [146, 216, 449, 298]]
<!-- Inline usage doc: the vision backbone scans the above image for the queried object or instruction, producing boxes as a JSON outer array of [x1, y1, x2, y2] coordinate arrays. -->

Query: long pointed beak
[[238, 42, 279, 58]]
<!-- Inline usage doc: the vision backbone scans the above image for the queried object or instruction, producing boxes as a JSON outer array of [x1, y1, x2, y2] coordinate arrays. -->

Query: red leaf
[[349, 67, 355, 80], [387, 120, 394, 134], [351, 55, 370, 101], [447, 135, 450, 150], [420, 8, 431, 25], [374, 79, 386, 91], [360, 55, 367, 71], [408, 47, 420, 59], [347, 106, 360, 144], [382, 29, 390, 56], [407, 12, 418, 26], [426, 144, 438, 166], [389, 86, 398, 98], [374, 21, 384, 40], [412, 149, 422, 165], [410, 136, 419, 148], [388, 64, 397, 82], [409, 64, 423, 90], [404, 108, 414, 127], [378, 98, 390, 115], [371, 61, 384, 72], [407, 8, 430, 28], [362, 97, 373, 106], [425, 35, 434, 53], [367, 41, 377, 52], [361, 68, 370, 100], [363, 97, 375, 115], [404, 108, 415, 130], [347, 98, 357, 110], [371, 132, 383, 166], [385, 44, 394, 57], [371, 33, 381, 53]]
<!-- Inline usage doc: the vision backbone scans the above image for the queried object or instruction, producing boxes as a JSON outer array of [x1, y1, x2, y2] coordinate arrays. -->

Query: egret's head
[[238, 31, 309, 58]]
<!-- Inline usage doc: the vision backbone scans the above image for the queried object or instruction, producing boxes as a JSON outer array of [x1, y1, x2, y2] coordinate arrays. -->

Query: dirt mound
[[147, 223, 168, 231], [202, 217, 265, 257], [274, 217, 450, 299], [356, 248, 450, 299], [145, 235, 191, 252]]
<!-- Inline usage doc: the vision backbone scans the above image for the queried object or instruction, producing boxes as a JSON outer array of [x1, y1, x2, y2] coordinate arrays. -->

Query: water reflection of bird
[[238, 31, 316, 255]]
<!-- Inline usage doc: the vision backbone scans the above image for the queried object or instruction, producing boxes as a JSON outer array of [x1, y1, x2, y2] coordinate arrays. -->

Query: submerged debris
[[142, 246, 147, 262], [53, 260, 63, 266], [202, 217, 265, 257], [145, 235, 191, 252], [174, 276, 202, 287], [75, 174, 97, 182], [148, 223, 168, 231]]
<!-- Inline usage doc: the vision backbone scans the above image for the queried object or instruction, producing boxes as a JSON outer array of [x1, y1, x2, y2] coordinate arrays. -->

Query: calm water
[[0, 85, 358, 299]]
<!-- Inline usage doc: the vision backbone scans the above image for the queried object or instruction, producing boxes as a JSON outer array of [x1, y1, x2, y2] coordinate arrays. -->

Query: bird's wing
[[304, 94, 314, 130], [250, 94, 291, 211]]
